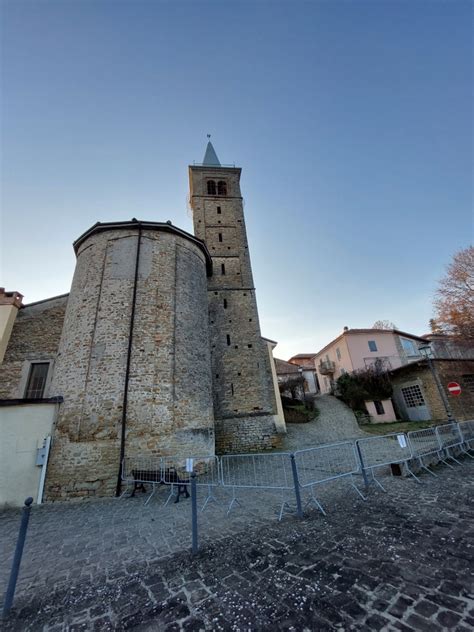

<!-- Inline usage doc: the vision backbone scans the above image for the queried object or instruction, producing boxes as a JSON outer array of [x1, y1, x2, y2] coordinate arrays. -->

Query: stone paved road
[[280, 395, 367, 453], [1, 459, 473, 631]]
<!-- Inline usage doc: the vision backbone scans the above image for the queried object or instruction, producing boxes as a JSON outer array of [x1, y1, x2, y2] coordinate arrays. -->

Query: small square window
[[368, 340, 377, 352], [401, 385, 425, 407]]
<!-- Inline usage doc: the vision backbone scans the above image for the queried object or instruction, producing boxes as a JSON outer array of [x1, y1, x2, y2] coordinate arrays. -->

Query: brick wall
[[436, 359, 474, 421], [0, 295, 68, 398], [391, 359, 474, 421]]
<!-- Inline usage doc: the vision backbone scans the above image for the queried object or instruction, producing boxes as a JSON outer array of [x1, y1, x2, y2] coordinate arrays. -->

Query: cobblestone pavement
[[280, 395, 367, 452], [1, 459, 473, 631]]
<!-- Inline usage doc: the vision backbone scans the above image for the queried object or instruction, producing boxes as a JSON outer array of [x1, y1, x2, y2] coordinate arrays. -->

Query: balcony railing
[[319, 360, 336, 375]]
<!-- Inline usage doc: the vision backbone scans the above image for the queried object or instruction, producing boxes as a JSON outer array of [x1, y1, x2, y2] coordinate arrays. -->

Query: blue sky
[[1, 0, 472, 359]]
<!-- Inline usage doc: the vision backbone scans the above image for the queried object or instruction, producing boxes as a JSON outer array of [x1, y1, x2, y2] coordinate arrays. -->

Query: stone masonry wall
[[45, 227, 214, 500], [189, 165, 279, 452], [0, 295, 68, 399], [215, 414, 281, 454], [436, 359, 474, 421], [391, 359, 474, 421]]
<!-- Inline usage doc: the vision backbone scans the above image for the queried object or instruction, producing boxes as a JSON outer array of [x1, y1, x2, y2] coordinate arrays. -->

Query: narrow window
[[207, 180, 216, 195], [217, 181, 227, 196], [336, 347, 341, 360], [374, 400, 385, 415], [217, 206, 222, 214], [231, 383, 234, 396], [368, 340, 377, 352], [25, 363, 49, 399], [218, 233, 223, 242], [226, 334, 231, 346], [223, 298, 228, 309], [221, 263, 226, 275]]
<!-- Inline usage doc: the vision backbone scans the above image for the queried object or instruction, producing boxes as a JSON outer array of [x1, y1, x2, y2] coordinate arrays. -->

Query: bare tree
[[278, 376, 305, 400], [433, 245, 474, 339], [372, 320, 397, 330]]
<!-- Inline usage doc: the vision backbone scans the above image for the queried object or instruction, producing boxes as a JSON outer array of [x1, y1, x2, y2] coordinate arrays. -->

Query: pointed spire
[[202, 135, 221, 166]]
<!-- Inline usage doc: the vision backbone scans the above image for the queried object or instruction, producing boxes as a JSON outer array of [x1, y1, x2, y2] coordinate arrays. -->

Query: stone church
[[0, 142, 285, 501]]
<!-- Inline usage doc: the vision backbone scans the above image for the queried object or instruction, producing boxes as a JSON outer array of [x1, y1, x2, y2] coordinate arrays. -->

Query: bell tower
[[188, 141, 279, 452]]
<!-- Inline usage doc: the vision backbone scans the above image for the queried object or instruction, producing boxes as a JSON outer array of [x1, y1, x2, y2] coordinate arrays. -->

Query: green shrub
[[336, 367, 393, 411]]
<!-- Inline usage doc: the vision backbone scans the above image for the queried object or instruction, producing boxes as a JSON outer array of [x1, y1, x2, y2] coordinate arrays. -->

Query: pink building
[[312, 327, 427, 421]]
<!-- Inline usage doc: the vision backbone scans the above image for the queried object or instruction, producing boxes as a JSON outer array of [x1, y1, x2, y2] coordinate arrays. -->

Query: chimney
[[0, 288, 24, 363], [343, 326, 349, 332]]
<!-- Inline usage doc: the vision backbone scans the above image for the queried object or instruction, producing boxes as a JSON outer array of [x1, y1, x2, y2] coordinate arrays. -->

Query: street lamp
[[418, 341, 455, 423], [298, 367, 305, 401]]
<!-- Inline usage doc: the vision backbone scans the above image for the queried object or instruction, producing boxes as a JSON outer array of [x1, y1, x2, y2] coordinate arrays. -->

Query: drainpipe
[[115, 222, 142, 497]]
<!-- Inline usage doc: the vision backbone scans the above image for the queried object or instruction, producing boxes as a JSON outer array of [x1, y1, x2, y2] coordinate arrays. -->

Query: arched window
[[217, 181, 227, 196], [207, 180, 216, 195]]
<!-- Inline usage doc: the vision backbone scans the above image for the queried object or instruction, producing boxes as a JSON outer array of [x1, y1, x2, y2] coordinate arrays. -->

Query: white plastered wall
[[0, 403, 58, 506], [264, 340, 287, 434]]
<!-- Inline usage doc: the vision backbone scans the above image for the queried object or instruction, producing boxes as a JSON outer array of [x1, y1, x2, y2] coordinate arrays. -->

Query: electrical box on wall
[[36, 439, 48, 466]]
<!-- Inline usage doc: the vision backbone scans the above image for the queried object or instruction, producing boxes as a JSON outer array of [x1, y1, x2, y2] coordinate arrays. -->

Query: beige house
[[313, 327, 428, 395], [287, 354, 319, 394], [311, 327, 431, 422]]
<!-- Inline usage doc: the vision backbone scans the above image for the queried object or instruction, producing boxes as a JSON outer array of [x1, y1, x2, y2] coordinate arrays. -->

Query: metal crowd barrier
[[406, 427, 442, 476], [355, 433, 419, 491], [294, 441, 366, 514], [458, 420, 474, 458], [122, 455, 217, 507], [121, 456, 163, 504], [220, 452, 297, 520], [436, 423, 464, 466], [162, 456, 220, 509]]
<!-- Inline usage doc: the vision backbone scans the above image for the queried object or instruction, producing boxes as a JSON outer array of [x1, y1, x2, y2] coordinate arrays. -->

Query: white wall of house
[[302, 369, 318, 394], [0, 403, 58, 506], [365, 399, 397, 423], [265, 340, 287, 434]]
